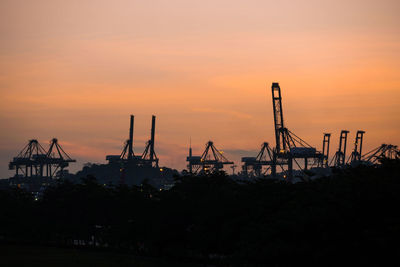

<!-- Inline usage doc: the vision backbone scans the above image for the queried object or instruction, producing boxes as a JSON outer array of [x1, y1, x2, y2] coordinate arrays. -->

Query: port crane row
[[8, 115, 159, 180], [9, 83, 399, 182], [187, 83, 399, 182]]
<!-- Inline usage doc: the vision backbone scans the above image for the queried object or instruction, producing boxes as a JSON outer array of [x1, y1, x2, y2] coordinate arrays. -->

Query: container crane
[[270, 83, 323, 182], [46, 138, 76, 178], [241, 142, 275, 177], [361, 144, 399, 164], [348, 130, 365, 165], [141, 115, 159, 167], [9, 139, 75, 178], [106, 115, 142, 163], [318, 133, 331, 167], [187, 141, 233, 174], [331, 130, 349, 167]]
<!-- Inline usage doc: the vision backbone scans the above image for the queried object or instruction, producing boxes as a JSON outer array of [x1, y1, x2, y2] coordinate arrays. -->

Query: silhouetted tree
[[1, 160, 399, 265]]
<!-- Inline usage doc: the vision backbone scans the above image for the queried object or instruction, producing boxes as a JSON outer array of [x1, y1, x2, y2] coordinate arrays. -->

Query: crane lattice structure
[[241, 142, 275, 177], [187, 141, 233, 174], [9, 139, 75, 178], [361, 144, 399, 164]]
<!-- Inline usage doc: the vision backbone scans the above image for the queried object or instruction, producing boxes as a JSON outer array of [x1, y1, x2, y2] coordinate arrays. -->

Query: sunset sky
[[1, 0, 399, 177]]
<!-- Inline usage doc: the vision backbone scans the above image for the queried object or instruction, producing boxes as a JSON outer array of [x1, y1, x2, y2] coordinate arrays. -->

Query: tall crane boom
[[149, 115, 156, 162], [128, 115, 134, 160], [272, 83, 286, 152]]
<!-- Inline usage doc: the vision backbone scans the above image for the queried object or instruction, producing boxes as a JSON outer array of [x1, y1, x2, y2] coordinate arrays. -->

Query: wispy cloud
[[192, 107, 253, 119]]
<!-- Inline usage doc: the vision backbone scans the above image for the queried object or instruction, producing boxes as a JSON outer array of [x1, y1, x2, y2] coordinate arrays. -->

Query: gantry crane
[[106, 115, 158, 167], [9, 139, 75, 178], [348, 130, 365, 165], [141, 115, 159, 167], [361, 144, 399, 164], [46, 138, 76, 178], [331, 130, 349, 167], [270, 83, 323, 182], [106, 115, 142, 163], [241, 142, 275, 177], [318, 133, 331, 167], [9, 139, 47, 177], [187, 141, 233, 174]]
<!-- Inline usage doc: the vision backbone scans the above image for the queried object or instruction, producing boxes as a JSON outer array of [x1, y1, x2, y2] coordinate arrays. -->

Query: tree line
[[1, 159, 399, 266]]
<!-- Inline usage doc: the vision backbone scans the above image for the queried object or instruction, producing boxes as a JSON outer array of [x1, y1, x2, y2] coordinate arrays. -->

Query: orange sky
[[1, 0, 399, 177]]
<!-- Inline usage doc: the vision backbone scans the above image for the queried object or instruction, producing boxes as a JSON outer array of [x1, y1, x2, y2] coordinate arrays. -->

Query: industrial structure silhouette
[[7, 82, 399, 185], [9, 138, 75, 179], [187, 83, 399, 182]]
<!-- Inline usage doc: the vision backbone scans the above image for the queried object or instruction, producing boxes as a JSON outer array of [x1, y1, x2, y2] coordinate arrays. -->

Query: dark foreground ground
[[1, 245, 197, 267], [1, 159, 399, 266]]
